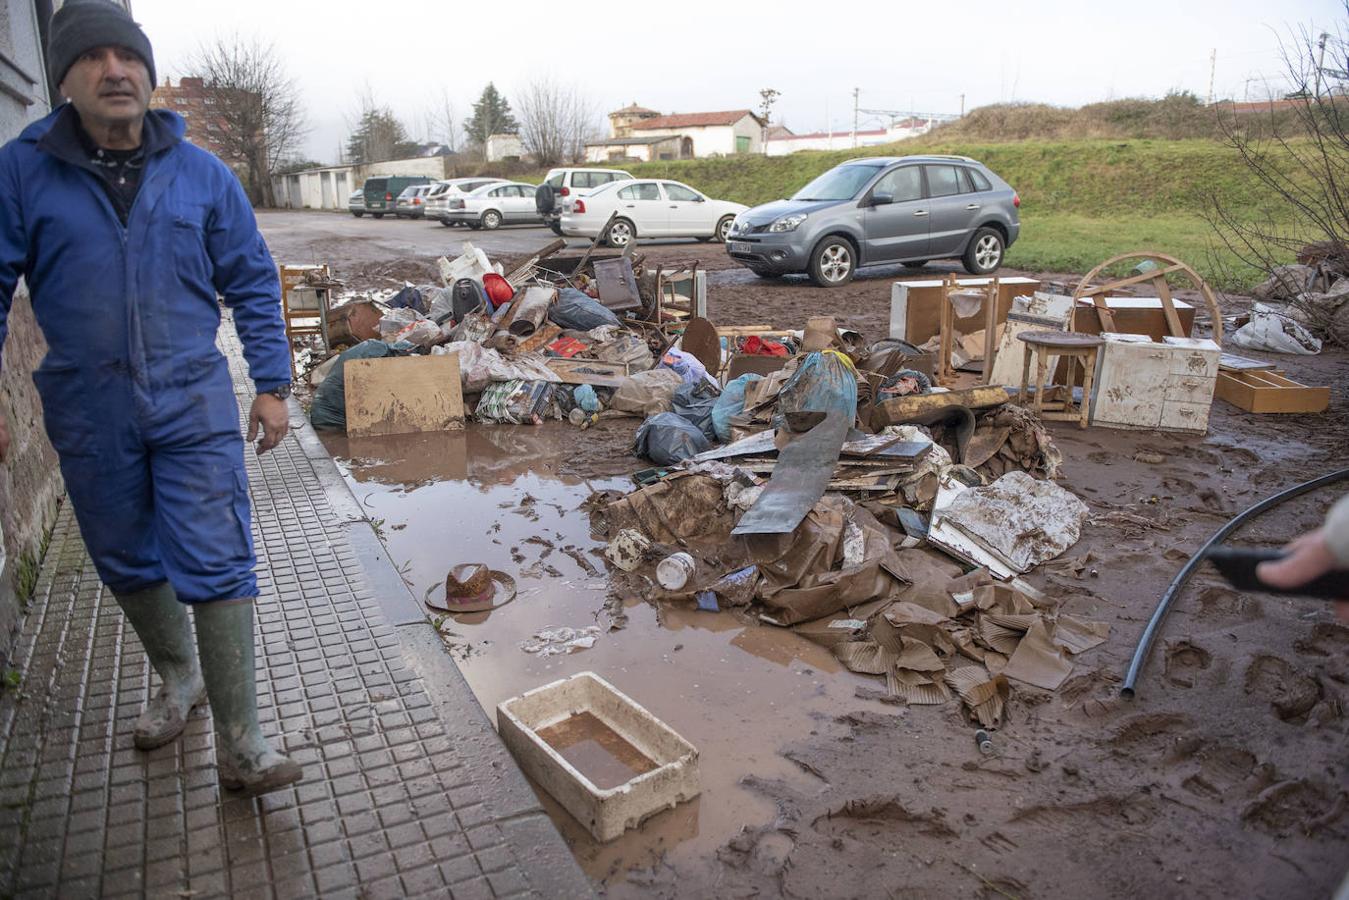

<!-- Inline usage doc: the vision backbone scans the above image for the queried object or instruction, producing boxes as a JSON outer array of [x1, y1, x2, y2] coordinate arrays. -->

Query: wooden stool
[[1017, 331, 1104, 429]]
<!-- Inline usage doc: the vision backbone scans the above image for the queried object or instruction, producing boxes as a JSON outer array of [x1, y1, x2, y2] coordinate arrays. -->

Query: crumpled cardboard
[[754, 496, 900, 626], [945, 665, 1010, 728], [606, 473, 734, 544], [889, 666, 952, 705], [1053, 614, 1111, 655]]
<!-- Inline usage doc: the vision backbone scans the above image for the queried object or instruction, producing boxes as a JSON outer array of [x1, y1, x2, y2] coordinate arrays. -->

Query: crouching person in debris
[[0, 1, 301, 793]]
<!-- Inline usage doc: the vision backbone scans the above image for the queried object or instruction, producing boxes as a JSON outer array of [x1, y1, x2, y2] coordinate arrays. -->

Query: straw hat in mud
[[425, 564, 516, 614]]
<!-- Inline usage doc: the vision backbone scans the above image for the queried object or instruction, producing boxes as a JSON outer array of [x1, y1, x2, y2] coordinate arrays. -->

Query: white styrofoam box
[[1090, 334, 1219, 433], [496, 672, 700, 842]]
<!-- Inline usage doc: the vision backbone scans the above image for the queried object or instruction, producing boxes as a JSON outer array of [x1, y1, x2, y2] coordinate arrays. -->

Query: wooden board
[[889, 276, 1041, 345], [545, 357, 630, 388], [1214, 370, 1330, 414], [345, 355, 464, 437]]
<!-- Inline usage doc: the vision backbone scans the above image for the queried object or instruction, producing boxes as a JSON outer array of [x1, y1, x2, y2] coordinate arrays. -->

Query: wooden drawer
[[1214, 370, 1330, 414]]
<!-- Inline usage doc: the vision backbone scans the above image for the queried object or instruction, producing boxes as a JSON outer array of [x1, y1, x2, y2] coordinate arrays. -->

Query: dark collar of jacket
[[32, 103, 183, 173]]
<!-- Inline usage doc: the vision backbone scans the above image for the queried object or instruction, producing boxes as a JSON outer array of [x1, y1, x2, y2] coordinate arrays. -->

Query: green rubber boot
[[114, 582, 206, 750], [193, 598, 303, 794]]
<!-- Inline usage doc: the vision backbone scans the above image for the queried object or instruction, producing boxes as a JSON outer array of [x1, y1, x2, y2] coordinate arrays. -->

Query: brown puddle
[[537, 711, 658, 790], [321, 423, 877, 886]]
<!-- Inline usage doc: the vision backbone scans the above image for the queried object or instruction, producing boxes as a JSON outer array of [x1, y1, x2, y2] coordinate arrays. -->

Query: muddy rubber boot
[[193, 598, 303, 794], [114, 582, 207, 750]]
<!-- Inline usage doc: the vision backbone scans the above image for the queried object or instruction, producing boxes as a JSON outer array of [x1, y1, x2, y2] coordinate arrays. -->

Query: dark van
[[362, 176, 431, 218]]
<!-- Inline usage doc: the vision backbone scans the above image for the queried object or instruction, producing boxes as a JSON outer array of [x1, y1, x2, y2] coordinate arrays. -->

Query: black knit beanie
[[47, 0, 156, 91]]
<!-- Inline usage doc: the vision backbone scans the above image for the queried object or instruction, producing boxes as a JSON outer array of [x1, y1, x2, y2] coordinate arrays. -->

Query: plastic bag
[[426, 286, 457, 325], [710, 373, 763, 442], [611, 369, 684, 416], [386, 284, 427, 314], [310, 340, 396, 431], [633, 412, 711, 465], [573, 384, 600, 413], [1230, 303, 1322, 355], [774, 350, 858, 432], [596, 332, 654, 371], [671, 380, 720, 442], [475, 380, 557, 424], [378, 307, 422, 339], [660, 347, 715, 386], [549, 288, 620, 331], [432, 341, 560, 392]]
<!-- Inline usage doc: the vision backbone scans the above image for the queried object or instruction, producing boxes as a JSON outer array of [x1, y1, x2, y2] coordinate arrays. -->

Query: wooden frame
[[1072, 251, 1223, 345], [1214, 369, 1330, 414], [936, 275, 1000, 384]]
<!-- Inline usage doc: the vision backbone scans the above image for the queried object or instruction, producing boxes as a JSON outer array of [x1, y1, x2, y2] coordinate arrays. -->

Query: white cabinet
[[1089, 334, 1220, 433]]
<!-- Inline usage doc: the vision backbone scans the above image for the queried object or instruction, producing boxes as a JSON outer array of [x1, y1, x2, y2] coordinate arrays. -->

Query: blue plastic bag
[[710, 373, 763, 442], [574, 384, 600, 413], [633, 412, 710, 465], [773, 350, 858, 432], [671, 381, 720, 442], [548, 288, 620, 331]]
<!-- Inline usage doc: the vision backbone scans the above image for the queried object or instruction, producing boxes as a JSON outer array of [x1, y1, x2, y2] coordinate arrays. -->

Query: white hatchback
[[559, 179, 747, 247], [445, 182, 542, 230], [425, 177, 509, 226]]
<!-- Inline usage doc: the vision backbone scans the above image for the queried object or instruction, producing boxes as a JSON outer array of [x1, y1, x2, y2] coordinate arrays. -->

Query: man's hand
[[0, 413, 9, 463], [247, 393, 289, 456], [1258, 529, 1349, 623]]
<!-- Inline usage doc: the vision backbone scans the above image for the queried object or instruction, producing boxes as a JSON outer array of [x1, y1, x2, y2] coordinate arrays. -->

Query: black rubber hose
[[1120, 466, 1349, 699]]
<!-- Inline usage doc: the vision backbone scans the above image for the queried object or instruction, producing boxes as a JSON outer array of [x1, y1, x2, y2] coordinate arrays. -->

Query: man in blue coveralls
[[0, 1, 301, 794]]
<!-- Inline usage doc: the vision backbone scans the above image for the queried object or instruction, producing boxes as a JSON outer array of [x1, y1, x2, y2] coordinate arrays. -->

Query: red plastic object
[[482, 273, 515, 305]]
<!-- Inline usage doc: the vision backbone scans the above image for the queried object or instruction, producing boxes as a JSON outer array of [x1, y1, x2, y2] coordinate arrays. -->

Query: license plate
[[729, 241, 751, 254]]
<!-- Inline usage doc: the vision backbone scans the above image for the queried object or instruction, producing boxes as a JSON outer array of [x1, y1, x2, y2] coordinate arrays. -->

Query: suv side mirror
[[868, 192, 894, 207]]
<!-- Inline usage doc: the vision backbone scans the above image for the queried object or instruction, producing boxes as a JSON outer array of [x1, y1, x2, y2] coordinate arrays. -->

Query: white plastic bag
[[1230, 303, 1322, 355]]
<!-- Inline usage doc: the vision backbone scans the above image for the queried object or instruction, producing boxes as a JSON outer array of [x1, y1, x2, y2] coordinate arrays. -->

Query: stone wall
[[0, 286, 61, 665]]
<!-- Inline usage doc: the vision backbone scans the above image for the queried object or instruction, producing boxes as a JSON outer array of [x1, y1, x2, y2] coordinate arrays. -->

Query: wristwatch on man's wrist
[[263, 384, 292, 401]]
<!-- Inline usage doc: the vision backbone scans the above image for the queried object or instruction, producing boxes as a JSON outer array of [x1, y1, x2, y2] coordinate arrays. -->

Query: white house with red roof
[[585, 103, 767, 162]]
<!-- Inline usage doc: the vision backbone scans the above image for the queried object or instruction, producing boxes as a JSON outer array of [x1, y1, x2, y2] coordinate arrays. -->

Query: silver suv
[[726, 155, 1020, 287]]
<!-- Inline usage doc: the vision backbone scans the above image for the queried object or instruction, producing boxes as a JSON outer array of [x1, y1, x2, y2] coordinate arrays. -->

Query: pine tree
[[464, 83, 519, 156], [345, 107, 420, 164]]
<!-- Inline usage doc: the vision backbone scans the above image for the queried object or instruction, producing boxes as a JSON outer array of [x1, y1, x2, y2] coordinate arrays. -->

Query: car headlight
[[768, 213, 807, 233], [731, 216, 750, 234]]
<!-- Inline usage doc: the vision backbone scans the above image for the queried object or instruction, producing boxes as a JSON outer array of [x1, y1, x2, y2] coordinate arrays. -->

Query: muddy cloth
[[753, 495, 899, 626], [671, 381, 721, 442], [773, 350, 858, 433], [0, 105, 290, 603], [634, 412, 710, 465], [549, 287, 620, 331], [310, 340, 397, 430], [606, 473, 736, 544]]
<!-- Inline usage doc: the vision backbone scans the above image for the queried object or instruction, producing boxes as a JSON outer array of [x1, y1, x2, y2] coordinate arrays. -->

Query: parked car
[[425, 177, 509, 226], [394, 184, 434, 218], [559, 178, 747, 248], [348, 189, 365, 217], [362, 175, 431, 219], [725, 155, 1020, 286], [443, 182, 542, 230], [535, 167, 633, 234]]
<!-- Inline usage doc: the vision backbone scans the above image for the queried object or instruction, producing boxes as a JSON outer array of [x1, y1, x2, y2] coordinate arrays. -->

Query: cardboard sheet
[[1001, 620, 1074, 690], [344, 355, 464, 437], [945, 666, 1010, 728], [1053, 615, 1111, 655]]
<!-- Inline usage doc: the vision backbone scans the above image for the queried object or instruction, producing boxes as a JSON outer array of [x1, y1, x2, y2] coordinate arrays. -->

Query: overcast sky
[[132, 0, 1339, 164]]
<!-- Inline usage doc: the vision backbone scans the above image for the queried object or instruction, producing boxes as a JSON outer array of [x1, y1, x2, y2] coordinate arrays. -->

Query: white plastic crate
[[496, 671, 700, 842]]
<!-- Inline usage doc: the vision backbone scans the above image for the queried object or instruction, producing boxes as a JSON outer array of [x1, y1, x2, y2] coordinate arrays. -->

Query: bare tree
[[187, 35, 307, 207], [517, 78, 600, 167], [1205, 5, 1349, 343], [430, 88, 459, 154]]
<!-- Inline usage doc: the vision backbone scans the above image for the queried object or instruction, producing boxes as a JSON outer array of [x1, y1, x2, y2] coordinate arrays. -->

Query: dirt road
[[263, 212, 1349, 899]]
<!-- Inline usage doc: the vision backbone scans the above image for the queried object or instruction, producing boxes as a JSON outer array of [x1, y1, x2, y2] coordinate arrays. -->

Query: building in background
[[764, 118, 939, 156], [148, 76, 252, 170], [586, 104, 765, 161], [485, 133, 523, 162]]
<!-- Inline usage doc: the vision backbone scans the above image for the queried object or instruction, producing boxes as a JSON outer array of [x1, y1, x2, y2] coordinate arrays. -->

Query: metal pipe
[[1120, 467, 1349, 699]]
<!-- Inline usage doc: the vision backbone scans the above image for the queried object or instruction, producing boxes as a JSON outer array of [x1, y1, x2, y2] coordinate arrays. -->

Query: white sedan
[[559, 179, 747, 247], [445, 181, 542, 230]]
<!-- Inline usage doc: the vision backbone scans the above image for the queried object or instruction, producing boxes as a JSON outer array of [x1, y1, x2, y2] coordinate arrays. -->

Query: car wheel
[[373, 213, 384, 219], [467, 222, 482, 231], [352, 211, 364, 218], [481, 210, 502, 230], [714, 216, 735, 243], [809, 237, 856, 287], [605, 218, 635, 248], [962, 228, 1004, 275], [901, 260, 928, 268], [440, 219, 453, 227]]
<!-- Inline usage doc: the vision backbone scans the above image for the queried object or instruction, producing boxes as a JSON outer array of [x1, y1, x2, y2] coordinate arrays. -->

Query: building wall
[[485, 133, 523, 162], [0, 0, 92, 664], [148, 76, 252, 169], [584, 137, 680, 164], [629, 117, 760, 157]]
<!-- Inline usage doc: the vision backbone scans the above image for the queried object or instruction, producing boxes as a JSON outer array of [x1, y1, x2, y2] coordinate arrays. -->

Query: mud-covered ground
[[264, 217, 1349, 899]]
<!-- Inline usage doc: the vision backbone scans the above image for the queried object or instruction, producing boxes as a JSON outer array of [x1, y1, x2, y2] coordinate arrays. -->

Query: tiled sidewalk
[[0, 317, 593, 899]]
